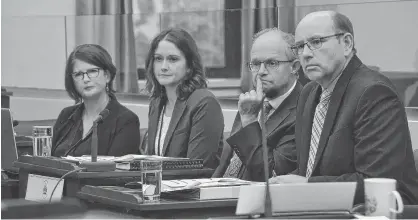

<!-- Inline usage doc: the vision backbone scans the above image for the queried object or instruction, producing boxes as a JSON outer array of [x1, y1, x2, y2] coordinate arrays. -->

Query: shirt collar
[[265, 80, 297, 110]]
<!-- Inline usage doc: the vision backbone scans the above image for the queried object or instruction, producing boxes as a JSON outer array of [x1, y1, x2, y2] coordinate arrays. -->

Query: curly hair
[[64, 44, 117, 103], [145, 28, 207, 101]]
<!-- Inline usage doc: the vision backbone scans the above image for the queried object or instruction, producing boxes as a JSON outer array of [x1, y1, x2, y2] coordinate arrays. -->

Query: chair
[[138, 128, 148, 155]]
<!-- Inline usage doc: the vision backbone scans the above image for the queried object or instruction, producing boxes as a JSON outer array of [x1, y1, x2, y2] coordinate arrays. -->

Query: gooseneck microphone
[[78, 108, 115, 172], [91, 109, 110, 162], [259, 97, 272, 217]]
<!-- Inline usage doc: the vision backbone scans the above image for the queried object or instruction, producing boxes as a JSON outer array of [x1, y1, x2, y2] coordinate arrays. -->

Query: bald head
[[296, 11, 355, 52], [296, 11, 335, 39], [252, 28, 297, 61]]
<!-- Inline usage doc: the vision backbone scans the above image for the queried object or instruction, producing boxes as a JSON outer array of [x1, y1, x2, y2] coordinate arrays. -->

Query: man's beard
[[264, 87, 280, 99]]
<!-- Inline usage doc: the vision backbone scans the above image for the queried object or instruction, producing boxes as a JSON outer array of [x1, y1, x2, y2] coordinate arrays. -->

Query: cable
[[49, 168, 86, 203]]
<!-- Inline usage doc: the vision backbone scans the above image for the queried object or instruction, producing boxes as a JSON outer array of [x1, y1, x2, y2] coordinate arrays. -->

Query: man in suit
[[212, 28, 303, 181], [269, 11, 418, 205]]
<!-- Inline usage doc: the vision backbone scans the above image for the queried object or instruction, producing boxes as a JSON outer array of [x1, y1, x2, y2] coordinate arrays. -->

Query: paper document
[[62, 155, 116, 162], [61, 154, 191, 163], [162, 178, 253, 192]]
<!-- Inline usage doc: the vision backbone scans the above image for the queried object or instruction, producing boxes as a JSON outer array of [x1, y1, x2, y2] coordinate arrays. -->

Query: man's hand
[[239, 76, 264, 127], [269, 174, 308, 184]]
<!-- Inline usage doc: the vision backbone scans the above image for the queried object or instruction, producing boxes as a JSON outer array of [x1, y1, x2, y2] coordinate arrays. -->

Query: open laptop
[[1, 108, 19, 173]]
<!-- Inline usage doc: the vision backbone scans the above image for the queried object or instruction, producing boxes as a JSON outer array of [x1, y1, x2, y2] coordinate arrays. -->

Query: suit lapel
[[54, 104, 83, 148], [147, 98, 163, 155], [162, 98, 187, 156], [300, 85, 322, 175], [311, 56, 362, 172], [265, 82, 302, 136]]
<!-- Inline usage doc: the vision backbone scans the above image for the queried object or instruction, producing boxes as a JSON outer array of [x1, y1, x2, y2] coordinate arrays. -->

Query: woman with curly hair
[[144, 28, 224, 169]]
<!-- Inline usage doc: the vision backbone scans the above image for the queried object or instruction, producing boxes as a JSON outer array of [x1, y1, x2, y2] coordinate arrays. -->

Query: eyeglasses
[[291, 33, 345, 55], [71, 68, 101, 80], [248, 59, 293, 72]]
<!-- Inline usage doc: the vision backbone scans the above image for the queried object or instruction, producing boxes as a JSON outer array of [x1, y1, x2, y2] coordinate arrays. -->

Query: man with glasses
[[269, 11, 418, 205], [212, 28, 303, 181]]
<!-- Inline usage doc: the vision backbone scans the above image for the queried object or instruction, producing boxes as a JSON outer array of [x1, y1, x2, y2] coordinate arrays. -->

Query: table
[[14, 156, 214, 198]]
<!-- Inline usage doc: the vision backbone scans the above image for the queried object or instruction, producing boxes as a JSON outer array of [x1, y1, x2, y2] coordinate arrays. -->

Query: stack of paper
[[61, 154, 190, 163], [160, 178, 254, 200]]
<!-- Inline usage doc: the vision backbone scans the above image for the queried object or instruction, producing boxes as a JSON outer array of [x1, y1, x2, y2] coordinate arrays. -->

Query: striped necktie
[[263, 101, 273, 122], [223, 101, 273, 178], [305, 88, 331, 178]]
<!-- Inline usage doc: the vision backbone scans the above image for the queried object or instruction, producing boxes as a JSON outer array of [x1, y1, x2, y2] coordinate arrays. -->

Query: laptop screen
[[1, 108, 19, 173]]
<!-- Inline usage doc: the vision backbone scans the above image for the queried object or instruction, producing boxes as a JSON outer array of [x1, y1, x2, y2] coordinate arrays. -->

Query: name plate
[[25, 174, 64, 202]]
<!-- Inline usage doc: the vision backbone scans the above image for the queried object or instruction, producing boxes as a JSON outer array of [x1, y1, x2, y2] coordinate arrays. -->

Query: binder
[[116, 159, 204, 171]]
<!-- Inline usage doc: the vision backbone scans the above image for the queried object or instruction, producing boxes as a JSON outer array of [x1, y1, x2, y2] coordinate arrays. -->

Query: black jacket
[[52, 95, 140, 156]]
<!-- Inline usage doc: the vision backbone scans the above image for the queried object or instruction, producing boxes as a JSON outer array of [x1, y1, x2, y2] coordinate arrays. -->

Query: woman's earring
[[106, 84, 109, 92]]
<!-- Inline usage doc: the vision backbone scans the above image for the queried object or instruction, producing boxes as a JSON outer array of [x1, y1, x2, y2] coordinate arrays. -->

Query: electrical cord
[[49, 168, 86, 203]]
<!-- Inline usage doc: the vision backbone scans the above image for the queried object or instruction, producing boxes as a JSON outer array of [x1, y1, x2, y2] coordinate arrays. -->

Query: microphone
[[259, 97, 272, 217], [93, 109, 110, 124], [91, 109, 110, 162], [78, 108, 115, 172]]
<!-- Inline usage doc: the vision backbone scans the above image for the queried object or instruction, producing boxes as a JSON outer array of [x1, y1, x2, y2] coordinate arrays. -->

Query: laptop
[[1, 108, 19, 173]]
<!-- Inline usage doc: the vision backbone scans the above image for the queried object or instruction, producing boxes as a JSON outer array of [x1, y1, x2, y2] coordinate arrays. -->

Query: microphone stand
[[78, 110, 115, 172], [91, 121, 99, 162], [259, 97, 272, 217]]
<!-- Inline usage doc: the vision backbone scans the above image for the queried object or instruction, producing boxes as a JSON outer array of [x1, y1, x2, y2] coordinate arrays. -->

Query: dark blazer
[[52, 95, 141, 156], [213, 82, 302, 181], [293, 55, 418, 205], [145, 89, 224, 169]]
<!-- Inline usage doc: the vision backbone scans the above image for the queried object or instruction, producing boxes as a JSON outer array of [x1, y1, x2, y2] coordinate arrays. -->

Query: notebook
[[116, 159, 203, 171], [1, 108, 19, 173]]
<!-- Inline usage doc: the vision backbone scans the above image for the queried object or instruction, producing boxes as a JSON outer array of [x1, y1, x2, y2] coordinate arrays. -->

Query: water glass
[[141, 160, 162, 202], [32, 126, 53, 157]]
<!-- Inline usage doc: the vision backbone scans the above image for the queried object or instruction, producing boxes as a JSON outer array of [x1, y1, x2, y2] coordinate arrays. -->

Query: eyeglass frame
[[291, 33, 345, 55], [247, 59, 294, 72], [71, 68, 102, 80]]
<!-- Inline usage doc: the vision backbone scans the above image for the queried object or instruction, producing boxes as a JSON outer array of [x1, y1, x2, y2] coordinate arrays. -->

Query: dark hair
[[331, 12, 356, 54], [145, 28, 207, 100], [64, 44, 117, 103]]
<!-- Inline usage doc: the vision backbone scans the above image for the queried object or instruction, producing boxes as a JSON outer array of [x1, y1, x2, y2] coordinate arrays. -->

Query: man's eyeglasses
[[248, 59, 293, 72], [71, 68, 101, 80], [291, 33, 345, 55]]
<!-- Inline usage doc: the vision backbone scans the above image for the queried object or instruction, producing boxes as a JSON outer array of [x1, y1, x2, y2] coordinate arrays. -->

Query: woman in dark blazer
[[52, 44, 140, 157], [144, 28, 224, 169]]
